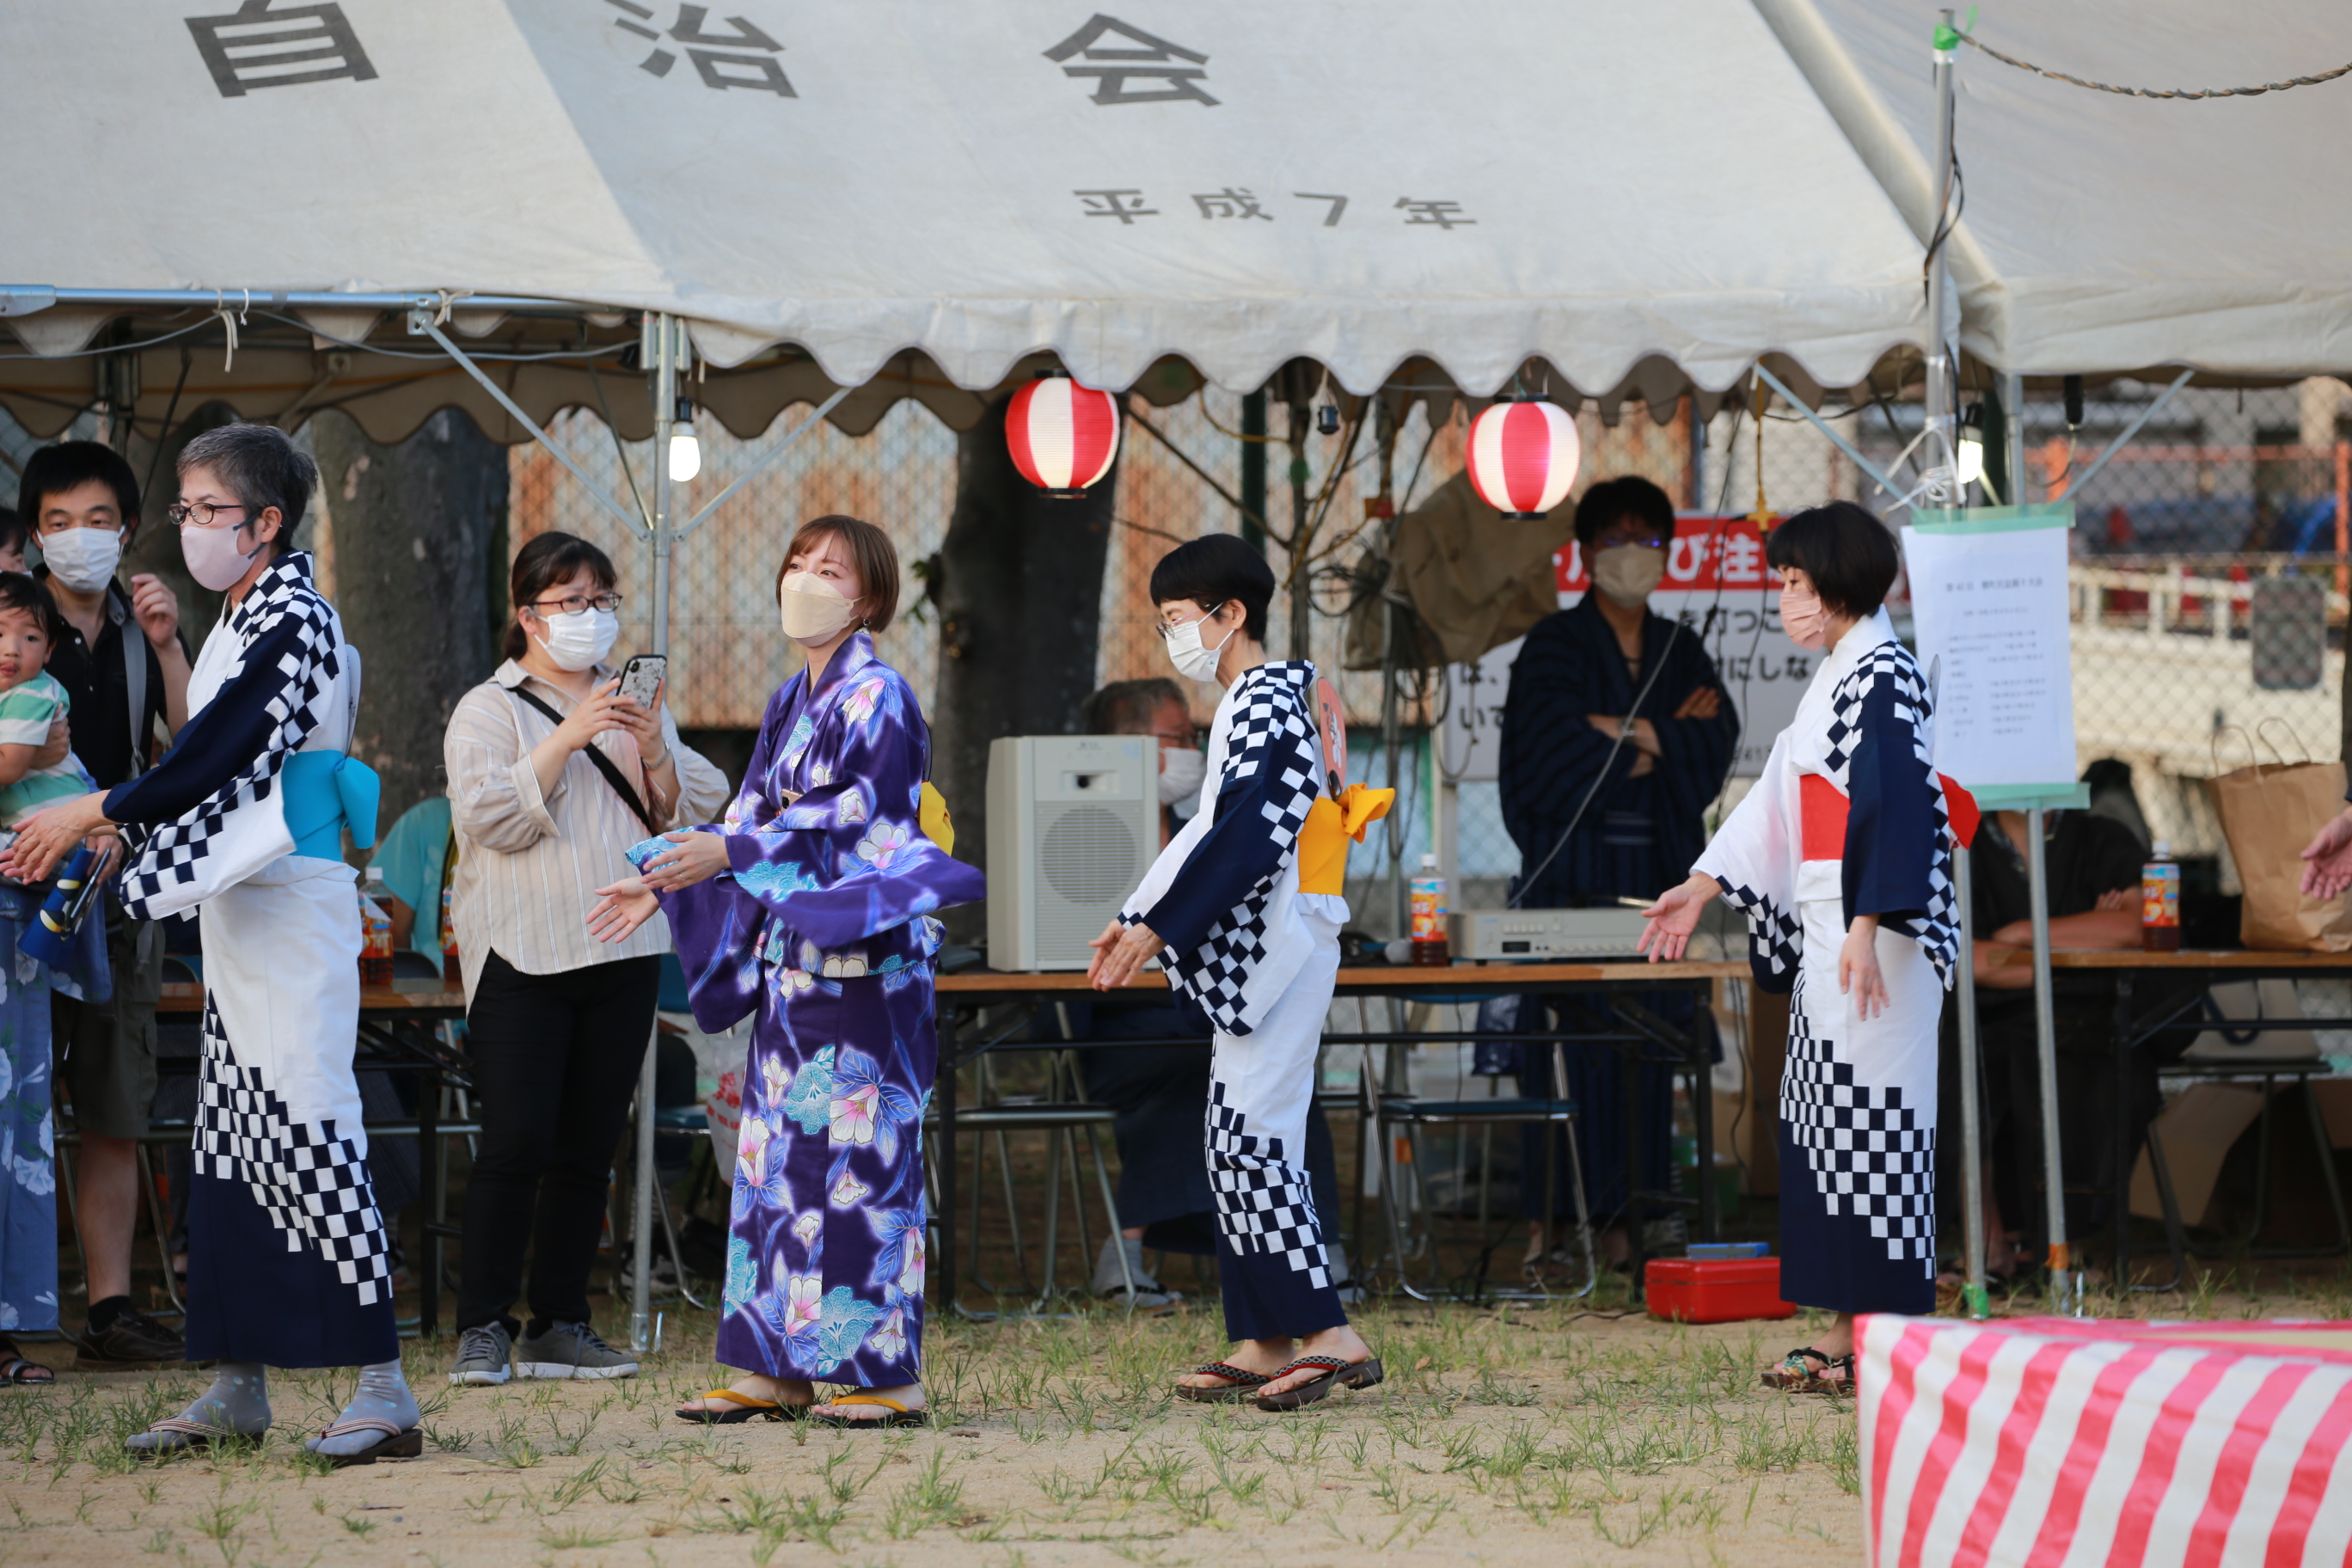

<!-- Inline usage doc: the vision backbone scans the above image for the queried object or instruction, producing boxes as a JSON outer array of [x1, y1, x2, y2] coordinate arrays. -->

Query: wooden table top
[[938, 959, 1746, 994], [157, 980, 468, 1013]]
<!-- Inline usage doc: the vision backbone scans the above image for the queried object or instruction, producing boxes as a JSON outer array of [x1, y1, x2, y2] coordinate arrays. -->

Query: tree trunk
[[308, 407, 508, 835], [930, 393, 1117, 944]]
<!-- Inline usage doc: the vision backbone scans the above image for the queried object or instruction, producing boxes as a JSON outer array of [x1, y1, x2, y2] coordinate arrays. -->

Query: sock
[[308, 1359, 420, 1458], [86, 1295, 131, 1332], [127, 1362, 270, 1449]]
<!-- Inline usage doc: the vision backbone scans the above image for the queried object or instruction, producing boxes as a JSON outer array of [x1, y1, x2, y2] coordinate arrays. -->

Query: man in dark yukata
[[1038, 678, 1351, 1309], [1493, 476, 1738, 1271]]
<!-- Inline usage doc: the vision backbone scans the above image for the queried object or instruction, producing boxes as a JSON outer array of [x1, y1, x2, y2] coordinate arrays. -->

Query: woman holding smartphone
[[441, 531, 729, 1388]]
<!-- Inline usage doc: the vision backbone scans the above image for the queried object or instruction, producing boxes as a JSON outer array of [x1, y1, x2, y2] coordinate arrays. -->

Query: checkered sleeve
[[1828, 646, 1957, 983], [104, 609, 328, 827], [1136, 665, 1321, 956]]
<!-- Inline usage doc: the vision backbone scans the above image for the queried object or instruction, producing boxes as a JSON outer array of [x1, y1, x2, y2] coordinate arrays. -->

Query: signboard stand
[[1906, 505, 2085, 1315]]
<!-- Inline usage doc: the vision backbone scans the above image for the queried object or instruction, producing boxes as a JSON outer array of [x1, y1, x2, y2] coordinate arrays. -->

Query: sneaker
[[75, 1305, 187, 1369], [514, 1320, 639, 1381], [1092, 1235, 1183, 1314], [447, 1322, 513, 1387]]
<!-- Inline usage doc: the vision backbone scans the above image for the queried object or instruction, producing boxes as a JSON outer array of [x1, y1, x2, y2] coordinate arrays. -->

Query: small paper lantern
[[1466, 397, 1580, 518], [1006, 374, 1121, 496]]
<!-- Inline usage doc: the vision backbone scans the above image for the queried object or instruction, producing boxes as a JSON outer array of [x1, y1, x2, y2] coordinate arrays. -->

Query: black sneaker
[[76, 1306, 187, 1369]]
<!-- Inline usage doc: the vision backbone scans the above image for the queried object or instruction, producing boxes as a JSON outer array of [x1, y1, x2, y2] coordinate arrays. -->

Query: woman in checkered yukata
[[593, 516, 983, 1430], [7, 423, 422, 1462], [1091, 534, 1392, 1412], [1640, 502, 1964, 1394]]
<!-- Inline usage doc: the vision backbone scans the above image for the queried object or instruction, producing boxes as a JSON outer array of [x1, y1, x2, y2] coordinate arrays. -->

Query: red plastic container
[[1643, 1257, 1797, 1324]]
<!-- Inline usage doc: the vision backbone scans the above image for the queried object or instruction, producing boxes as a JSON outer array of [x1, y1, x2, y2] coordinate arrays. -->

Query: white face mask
[[40, 527, 123, 595], [532, 606, 619, 672], [1589, 544, 1666, 609], [1158, 744, 1206, 805], [779, 570, 859, 646], [1163, 606, 1233, 685]]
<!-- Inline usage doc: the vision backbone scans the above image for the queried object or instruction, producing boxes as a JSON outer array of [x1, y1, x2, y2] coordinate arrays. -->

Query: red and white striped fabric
[[1466, 399, 1580, 518], [1006, 376, 1120, 493], [1859, 1315, 2352, 1568]]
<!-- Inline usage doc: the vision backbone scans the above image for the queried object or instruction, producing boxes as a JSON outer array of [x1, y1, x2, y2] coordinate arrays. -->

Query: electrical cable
[[1957, 29, 2352, 100]]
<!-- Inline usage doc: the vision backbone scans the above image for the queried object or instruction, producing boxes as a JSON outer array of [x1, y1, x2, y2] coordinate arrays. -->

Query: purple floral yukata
[[653, 632, 983, 1387]]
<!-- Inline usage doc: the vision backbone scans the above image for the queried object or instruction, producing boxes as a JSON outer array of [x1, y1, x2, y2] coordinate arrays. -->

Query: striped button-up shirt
[[444, 659, 731, 998]]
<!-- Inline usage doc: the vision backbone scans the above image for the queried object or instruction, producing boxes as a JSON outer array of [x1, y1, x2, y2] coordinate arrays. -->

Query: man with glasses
[[16, 441, 191, 1369]]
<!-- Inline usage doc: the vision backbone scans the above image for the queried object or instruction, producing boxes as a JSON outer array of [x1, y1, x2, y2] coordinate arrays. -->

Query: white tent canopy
[[1767, 0, 2352, 378], [3, 0, 1929, 426]]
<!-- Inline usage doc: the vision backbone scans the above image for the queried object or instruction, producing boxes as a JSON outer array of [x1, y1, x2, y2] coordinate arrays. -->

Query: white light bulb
[[667, 429, 701, 483], [1955, 430, 1985, 489]]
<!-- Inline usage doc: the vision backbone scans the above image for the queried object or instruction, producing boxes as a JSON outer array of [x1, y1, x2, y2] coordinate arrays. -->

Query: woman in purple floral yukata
[[589, 516, 982, 1429]]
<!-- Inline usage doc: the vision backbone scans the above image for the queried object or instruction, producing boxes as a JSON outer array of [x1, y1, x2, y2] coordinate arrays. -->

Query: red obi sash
[[1798, 771, 1982, 861]]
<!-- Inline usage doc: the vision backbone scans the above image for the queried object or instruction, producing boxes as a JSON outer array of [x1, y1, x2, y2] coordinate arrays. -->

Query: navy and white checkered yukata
[[1695, 608, 1956, 1317], [1120, 661, 1349, 1342], [104, 554, 395, 1368]]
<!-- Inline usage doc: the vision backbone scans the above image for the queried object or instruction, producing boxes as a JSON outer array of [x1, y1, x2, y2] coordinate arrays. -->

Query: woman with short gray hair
[[7, 420, 418, 1463]]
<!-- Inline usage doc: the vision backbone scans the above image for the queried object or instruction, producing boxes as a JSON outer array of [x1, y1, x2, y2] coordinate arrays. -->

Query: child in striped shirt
[[0, 573, 96, 834]]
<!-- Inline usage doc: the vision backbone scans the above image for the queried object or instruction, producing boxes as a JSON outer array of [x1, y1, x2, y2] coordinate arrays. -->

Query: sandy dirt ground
[[3, 1300, 1877, 1568]]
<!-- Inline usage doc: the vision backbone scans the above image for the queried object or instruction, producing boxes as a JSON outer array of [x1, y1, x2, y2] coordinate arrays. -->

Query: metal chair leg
[[2305, 1081, 2352, 1255], [1063, 1127, 1093, 1287], [1083, 1124, 1137, 1310], [1560, 1109, 1599, 1301], [2137, 1124, 2190, 1294], [653, 1170, 707, 1310], [134, 1144, 186, 1316], [1037, 1127, 1065, 1305]]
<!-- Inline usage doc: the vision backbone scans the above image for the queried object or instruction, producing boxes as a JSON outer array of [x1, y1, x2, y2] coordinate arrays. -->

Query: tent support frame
[[1749, 364, 1903, 498]]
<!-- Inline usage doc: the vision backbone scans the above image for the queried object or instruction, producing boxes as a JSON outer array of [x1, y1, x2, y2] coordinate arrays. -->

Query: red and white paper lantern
[[1006, 375, 1121, 496], [1466, 397, 1580, 518]]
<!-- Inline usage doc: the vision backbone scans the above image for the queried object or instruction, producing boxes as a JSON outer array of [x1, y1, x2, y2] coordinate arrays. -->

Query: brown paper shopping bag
[[2207, 722, 2352, 952]]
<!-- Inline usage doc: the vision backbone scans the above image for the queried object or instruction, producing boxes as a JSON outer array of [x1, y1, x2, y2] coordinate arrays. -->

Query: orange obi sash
[[1798, 770, 1982, 861], [1299, 783, 1396, 895]]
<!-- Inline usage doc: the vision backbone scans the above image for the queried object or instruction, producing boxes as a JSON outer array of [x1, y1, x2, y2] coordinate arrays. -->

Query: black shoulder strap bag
[[505, 684, 659, 834]]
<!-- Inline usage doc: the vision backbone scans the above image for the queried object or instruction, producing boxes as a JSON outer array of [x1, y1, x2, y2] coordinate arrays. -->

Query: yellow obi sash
[[1298, 783, 1396, 895]]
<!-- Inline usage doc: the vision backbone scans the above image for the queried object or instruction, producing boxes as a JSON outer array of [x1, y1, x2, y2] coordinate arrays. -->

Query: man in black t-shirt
[[1946, 808, 2151, 1276], [19, 442, 191, 1368]]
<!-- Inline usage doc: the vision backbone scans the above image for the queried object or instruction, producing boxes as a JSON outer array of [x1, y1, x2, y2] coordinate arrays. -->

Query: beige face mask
[[779, 570, 857, 645]]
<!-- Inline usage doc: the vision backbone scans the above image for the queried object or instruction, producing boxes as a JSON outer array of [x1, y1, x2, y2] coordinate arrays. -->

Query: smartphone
[[618, 654, 666, 709]]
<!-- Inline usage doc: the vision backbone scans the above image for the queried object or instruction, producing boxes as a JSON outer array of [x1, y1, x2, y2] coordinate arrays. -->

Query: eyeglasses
[[1599, 533, 1669, 552], [1155, 601, 1226, 641], [167, 500, 252, 528], [530, 591, 624, 616]]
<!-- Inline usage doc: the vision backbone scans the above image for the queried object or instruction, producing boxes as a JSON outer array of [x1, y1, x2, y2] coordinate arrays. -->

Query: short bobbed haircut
[[505, 530, 618, 661], [781, 515, 900, 634], [1763, 501, 1901, 620], [20, 440, 142, 530], [176, 423, 317, 558], [1148, 533, 1275, 644], [1572, 475, 1675, 552]]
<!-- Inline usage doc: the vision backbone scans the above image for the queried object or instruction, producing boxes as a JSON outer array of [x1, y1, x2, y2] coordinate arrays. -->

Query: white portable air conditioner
[[986, 735, 1158, 971]]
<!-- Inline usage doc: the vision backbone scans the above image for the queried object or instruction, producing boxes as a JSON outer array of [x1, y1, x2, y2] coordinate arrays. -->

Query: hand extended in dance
[[634, 828, 728, 891], [587, 874, 661, 944], [2302, 805, 2352, 900], [1638, 873, 1719, 962], [1840, 916, 1890, 1021], [0, 792, 117, 884], [1087, 916, 1161, 989]]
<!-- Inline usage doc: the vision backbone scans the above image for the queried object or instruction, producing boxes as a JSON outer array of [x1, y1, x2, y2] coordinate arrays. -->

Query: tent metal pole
[[673, 386, 854, 542], [1749, 364, 1902, 499], [2003, 370, 2028, 505], [1922, 13, 1960, 507], [2067, 368, 2196, 496], [631, 313, 678, 1357], [413, 315, 647, 540]]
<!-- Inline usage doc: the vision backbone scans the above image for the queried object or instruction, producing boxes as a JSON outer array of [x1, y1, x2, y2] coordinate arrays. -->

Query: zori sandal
[[811, 1393, 928, 1429], [126, 1417, 249, 1460], [675, 1388, 805, 1425], [1252, 1355, 1386, 1412], [0, 1353, 54, 1386], [1760, 1347, 1853, 1393], [1174, 1361, 1271, 1404], [307, 1417, 424, 1467]]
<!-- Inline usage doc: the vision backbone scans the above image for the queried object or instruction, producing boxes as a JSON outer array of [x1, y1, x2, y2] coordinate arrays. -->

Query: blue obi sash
[[281, 750, 381, 860]]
